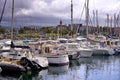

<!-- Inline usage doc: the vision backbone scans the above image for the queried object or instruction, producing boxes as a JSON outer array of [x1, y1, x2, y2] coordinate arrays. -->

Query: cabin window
[[53, 47, 58, 50], [115, 42, 118, 45], [111, 42, 113, 45], [59, 46, 66, 50], [68, 45, 79, 49], [107, 41, 110, 45], [45, 47, 50, 53], [59, 40, 67, 43], [68, 40, 73, 43]]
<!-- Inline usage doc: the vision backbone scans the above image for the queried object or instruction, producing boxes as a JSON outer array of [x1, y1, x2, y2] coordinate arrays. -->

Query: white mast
[[110, 17, 112, 35], [107, 14, 109, 34], [85, 0, 89, 37], [96, 10, 99, 34], [107, 14, 109, 27], [11, 0, 14, 41], [57, 26, 59, 39], [114, 13, 116, 28], [93, 10, 95, 27]]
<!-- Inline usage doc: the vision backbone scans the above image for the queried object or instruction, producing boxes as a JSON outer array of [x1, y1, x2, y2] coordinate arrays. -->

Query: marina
[[0, 0, 120, 79]]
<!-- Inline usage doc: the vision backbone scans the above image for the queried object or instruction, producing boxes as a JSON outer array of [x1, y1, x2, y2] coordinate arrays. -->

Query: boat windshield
[[68, 45, 79, 49], [59, 40, 67, 43]]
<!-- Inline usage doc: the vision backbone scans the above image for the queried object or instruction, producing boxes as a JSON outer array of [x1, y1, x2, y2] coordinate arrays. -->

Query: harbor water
[[1, 56, 120, 80]]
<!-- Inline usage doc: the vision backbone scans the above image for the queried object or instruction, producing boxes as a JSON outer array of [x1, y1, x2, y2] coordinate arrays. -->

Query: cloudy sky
[[0, 0, 120, 27]]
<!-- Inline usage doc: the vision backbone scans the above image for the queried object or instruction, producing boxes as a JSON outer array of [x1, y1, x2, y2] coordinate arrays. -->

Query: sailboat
[[0, 0, 27, 74], [0, 0, 48, 74], [73, 0, 93, 58], [83, 0, 115, 56]]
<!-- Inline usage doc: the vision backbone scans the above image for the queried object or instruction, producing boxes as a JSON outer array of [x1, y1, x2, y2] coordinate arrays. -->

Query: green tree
[[69, 30, 76, 35], [53, 29, 57, 34], [62, 30, 69, 35], [23, 26, 31, 30], [40, 27, 52, 33], [0, 27, 6, 34], [13, 28, 16, 32], [19, 28, 25, 34]]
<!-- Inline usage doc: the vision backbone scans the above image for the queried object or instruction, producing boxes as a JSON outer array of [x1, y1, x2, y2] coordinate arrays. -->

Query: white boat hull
[[93, 48, 114, 56], [78, 50, 93, 57], [31, 57, 48, 68], [47, 54, 69, 66]]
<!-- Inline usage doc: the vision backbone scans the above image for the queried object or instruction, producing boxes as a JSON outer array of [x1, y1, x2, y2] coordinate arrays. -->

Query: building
[[56, 20, 68, 30]]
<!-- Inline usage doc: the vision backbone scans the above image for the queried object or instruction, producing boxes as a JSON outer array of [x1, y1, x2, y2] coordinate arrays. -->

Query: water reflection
[[68, 58, 92, 80], [1, 56, 120, 80], [0, 70, 48, 80], [48, 65, 69, 75], [0, 73, 20, 80], [87, 56, 120, 80], [67, 56, 120, 80], [19, 70, 48, 80], [69, 58, 92, 69]]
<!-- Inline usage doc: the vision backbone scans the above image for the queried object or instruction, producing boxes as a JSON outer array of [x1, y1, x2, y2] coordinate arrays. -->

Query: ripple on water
[[1, 56, 120, 80]]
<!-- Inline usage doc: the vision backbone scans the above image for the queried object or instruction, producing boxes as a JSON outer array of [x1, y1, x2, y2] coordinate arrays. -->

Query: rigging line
[[116, 14, 119, 27], [76, 0, 86, 34], [118, 13, 120, 27], [83, 0, 87, 25], [89, 15, 93, 27], [79, 0, 86, 23], [0, 0, 7, 24], [89, 14, 94, 34]]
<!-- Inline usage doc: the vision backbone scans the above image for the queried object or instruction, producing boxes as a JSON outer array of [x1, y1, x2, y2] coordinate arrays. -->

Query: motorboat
[[0, 42, 48, 72], [39, 41, 69, 66], [0, 58, 26, 74]]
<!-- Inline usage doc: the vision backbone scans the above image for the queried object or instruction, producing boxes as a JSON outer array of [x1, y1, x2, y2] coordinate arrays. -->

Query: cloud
[[90, 0, 120, 15], [0, 0, 120, 27], [16, 0, 71, 19]]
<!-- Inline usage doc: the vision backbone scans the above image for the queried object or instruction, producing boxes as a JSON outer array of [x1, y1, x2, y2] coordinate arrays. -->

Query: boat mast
[[96, 10, 99, 34], [11, 0, 14, 41], [71, 0, 73, 31], [110, 17, 112, 36], [85, 0, 89, 37], [0, 0, 7, 24], [93, 10, 95, 28], [107, 14, 109, 34], [57, 25, 59, 39], [114, 13, 116, 35]]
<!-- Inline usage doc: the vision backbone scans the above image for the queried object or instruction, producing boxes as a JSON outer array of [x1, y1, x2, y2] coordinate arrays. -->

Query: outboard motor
[[20, 57, 42, 71], [10, 41, 15, 48]]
